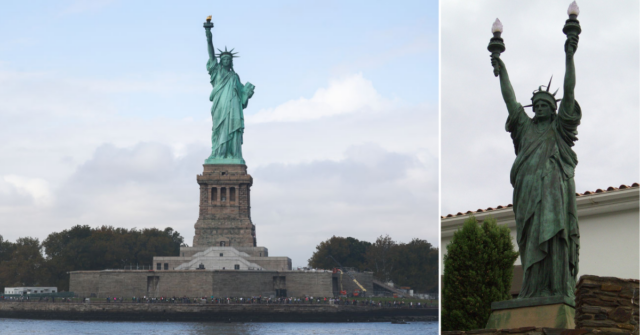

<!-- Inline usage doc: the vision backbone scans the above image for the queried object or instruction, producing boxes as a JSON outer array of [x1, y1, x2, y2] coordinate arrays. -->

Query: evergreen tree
[[442, 216, 519, 331]]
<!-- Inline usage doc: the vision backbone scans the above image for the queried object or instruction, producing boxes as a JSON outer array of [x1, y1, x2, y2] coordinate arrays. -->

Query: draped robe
[[206, 59, 252, 163], [506, 100, 581, 299]]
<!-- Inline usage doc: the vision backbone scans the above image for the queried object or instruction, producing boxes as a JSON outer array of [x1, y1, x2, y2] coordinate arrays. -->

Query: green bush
[[442, 216, 519, 331]]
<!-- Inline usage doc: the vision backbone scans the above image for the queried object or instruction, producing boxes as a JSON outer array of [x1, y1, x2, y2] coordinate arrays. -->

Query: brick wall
[[248, 257, 291, 271], [284, 272, 334, 297], [69, 272, 100, 297], [70, 270, 336, 298], [575, 275, 639, 334]]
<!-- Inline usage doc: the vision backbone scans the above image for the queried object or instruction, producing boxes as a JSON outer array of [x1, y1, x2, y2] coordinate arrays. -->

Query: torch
[[204, 15, 214, 30], [487, 19, 505, 77], [562, 1, 581, 55]]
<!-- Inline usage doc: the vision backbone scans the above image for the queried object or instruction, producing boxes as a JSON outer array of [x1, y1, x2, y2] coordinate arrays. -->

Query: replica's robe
[[506, 101, 581, 299], [207, 59, 252, 161]]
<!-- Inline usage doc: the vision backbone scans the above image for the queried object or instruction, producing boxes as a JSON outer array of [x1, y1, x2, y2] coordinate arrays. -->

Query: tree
[[442, 216, 519, 331], [0, 237, 47, 290], [0, 235, 16, 264], [390, 238, 439, 293], [365, 235, 397, 283], [308, 236, 371, 270], [42, 225, 184, 290]]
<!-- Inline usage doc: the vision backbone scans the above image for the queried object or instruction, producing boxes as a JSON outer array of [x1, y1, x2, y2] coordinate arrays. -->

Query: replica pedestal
[[486, 296, 576, 329], [193, 164, 256, 247]]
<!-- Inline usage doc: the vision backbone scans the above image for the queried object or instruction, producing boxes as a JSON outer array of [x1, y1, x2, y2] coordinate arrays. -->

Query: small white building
[[441, 183, 639, 295], [153, 246, 292, 272], [4, 287, 57, 295]]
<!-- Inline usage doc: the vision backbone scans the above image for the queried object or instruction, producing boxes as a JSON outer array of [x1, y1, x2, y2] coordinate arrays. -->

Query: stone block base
[[486, 296, 576, 329]]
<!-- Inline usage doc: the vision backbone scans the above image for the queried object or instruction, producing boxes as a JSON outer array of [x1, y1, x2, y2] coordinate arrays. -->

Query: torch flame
[[206, 15, 212, 22]]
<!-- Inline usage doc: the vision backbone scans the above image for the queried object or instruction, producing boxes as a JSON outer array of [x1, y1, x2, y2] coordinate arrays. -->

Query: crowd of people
[[0, 296, 73, 302], [1, 295, 435, 308]]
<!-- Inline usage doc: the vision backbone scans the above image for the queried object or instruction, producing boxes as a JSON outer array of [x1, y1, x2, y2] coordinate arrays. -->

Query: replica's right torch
[[562, 1, 581, 54], [487, 18, 505, 77]]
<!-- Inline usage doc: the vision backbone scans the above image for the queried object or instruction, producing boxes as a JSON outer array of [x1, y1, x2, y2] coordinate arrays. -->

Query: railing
[[122, 265, 154, 270]]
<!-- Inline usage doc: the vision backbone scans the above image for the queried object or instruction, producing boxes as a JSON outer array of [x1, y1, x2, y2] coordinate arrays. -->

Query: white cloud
[[247, 74, 396, 123], [2, 175, 53, 207]]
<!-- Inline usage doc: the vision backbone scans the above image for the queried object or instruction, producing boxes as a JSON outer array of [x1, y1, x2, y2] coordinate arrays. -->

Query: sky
[[0, 0, 439, 267], [441, 0, 639, 216]]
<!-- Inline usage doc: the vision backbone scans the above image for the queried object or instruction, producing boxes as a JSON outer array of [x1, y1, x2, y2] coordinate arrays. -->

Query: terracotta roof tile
[[443, 183, 638, 218]]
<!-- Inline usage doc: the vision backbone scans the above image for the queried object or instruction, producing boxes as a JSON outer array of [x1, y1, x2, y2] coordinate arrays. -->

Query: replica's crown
[[216, 46, 239, 59], [524, 76, 561, 110]]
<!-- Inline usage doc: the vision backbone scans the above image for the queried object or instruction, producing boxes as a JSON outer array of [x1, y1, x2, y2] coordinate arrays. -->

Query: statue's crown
[[216, 46, 239, 59], [524, 76, 561, 110]]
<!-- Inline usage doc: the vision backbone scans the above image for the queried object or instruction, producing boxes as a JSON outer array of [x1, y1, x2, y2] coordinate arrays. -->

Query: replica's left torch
[[562, 1, 581, 53], [204, 15, 214, 29], [487, 18, 505, 77]]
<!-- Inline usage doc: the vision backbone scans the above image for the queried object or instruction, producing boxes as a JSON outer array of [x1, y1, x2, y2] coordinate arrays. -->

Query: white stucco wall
[[441, 186, 639, 281]]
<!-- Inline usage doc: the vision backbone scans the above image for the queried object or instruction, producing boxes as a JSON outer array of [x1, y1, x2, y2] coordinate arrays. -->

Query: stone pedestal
[[486, 296, 576, 329], [193, 164, 256, 247]]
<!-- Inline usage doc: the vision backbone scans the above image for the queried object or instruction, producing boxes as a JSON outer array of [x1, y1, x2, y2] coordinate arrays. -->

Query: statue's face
[[533, 101, 553, 120], [221, 56, 232, 67]]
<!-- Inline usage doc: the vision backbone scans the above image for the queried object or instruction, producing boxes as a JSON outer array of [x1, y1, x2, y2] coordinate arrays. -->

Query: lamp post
[[563, 1, 581, 55], [487, 18, 505, 77]]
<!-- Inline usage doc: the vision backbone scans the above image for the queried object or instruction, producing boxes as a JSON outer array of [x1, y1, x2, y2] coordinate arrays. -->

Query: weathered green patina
[[489, 3, 582, 302], [486, 302, 575, 329], [203, 17, 255, 165]]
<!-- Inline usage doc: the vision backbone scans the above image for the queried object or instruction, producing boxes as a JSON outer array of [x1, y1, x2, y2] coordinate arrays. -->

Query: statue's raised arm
[[492, 55, 519, 113], [559, 34, 578, 114], [488, 20, 519, 114], [204, 16, 216, 66]]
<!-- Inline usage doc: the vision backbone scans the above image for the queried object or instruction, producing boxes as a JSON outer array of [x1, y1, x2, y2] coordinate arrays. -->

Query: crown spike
[[553, 88, 559, 96], [547, 75, 553, 92]]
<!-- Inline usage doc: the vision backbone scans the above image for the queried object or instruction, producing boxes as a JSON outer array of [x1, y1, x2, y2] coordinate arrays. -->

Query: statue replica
[[485, 3, 583, 329], [203, 16, 255, 165]]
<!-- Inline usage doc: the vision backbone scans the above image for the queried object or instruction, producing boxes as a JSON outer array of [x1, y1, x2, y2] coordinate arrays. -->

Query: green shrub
[[442, 216, 519, 331]]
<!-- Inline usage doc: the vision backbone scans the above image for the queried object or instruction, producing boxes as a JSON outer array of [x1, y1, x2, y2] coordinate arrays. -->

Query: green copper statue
[[203, 16, 255, 165], [489, 2, 582, 301]]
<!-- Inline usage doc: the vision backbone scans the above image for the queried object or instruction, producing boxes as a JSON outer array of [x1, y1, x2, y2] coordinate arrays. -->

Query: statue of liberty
[[490, 11, 581, 301], [203, 17, 255, 165]]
